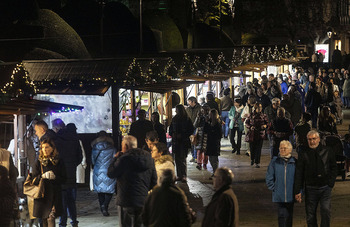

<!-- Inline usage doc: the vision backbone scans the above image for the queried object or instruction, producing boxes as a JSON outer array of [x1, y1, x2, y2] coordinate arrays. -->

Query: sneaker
[[255, 164, 260, 168], [251, 160, 254, 166], [196, 165, 202, 170], [203, 164, 207, 170]]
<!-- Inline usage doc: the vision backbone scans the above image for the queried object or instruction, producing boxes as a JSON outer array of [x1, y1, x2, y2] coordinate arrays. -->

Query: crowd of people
[[1, 63, 350, 227]]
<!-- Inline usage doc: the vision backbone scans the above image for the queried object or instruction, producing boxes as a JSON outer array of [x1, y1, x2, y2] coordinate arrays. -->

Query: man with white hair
[[294, 130, 337, 227], [108, 135, 157, 227], [142, 169, 195, 227], [202, 167, 239, 227]]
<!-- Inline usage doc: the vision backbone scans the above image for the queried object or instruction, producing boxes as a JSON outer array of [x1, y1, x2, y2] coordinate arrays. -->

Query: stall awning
[[0, 98, 84, 116]]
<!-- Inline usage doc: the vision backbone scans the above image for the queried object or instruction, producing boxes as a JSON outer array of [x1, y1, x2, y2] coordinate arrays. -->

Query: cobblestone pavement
[[66, 110, 350, 227]]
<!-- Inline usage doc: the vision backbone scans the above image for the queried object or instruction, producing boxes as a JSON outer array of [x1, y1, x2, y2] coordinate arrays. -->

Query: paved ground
[[66, 110, 350, 227]]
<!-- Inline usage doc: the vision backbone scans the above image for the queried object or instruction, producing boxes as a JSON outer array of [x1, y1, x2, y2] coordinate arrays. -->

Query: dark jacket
[[268, 117, 294, 143], [55, 129, 83, 189], [107, 148, 157, 208], [264, 105, 291, 123], [206, 100, 220, 113], [266, 156, 296, 203], [0, 174, 16, 226], [305, 88, 322, 111], [32, 158, 66, 218], [202, 185, 239, 227], [256, 94, 271, 111], [294, 121, 311, 148], [142, 184, 193, 227], [153, 122, 167, 144], [169, 116, 194, 153], [39, 129, 57, 143], [220, 95, 233, 112], [281, 95, 302, 126], [245, 112, 269, 141], [91, 136, 116, 194], [294, 144, 337, 194], [186, 103, 202, 124], [204, 122, 222, 156], [129, 120, 154, 149]]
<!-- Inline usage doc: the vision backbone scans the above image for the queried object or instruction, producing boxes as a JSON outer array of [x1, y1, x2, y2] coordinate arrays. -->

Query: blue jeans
[[221, 111, 230, 137], [59, 187, 78, 227], [277, 202, 294, 227], [305, 185, 332, 227]]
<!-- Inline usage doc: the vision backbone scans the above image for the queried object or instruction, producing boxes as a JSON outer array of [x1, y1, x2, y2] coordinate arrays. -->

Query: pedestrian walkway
[[69, 110, 350, 227]]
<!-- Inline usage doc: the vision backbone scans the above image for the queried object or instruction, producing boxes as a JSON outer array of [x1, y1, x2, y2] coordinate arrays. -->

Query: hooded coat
[[91, 136, 116, 193], [107, 148, 157, 208], [154, 155, 175, 181]]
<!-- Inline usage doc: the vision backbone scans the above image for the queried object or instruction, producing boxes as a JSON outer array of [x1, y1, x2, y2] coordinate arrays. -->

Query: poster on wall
[[315, 44, 329, 63]]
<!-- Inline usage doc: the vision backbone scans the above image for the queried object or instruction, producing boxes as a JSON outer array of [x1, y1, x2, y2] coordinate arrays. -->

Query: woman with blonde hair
[[31, 139, 66, 227]]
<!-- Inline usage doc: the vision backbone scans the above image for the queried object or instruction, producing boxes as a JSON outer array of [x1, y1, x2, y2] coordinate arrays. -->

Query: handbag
[[190, 129, 199, 146], [23, 164, 45, 199], [245, 129, 255, 143]]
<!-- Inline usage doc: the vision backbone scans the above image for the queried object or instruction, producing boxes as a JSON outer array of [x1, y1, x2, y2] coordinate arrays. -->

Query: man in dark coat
[[108, 135, 157, 227], [305, 82, 322, 128], [142, 169, 194, 227], [129, 109, 154, 149], [202, 167, 239, 227], [205, 91, 220, 113], [256, 87, 271, 112], [52, 119, 82, 227], [151, 112, 166, 144], [294, 130, 337, 227]]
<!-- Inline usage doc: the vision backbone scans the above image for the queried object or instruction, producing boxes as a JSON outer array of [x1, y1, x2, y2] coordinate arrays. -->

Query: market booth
[[0, 45, 299, 180]]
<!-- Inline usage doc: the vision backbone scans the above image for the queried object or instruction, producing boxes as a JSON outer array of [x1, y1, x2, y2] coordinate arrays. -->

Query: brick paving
[[67, 110, 350, 227]]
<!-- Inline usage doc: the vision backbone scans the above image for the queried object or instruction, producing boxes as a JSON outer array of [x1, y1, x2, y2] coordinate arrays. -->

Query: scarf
[[39, 154, 59, 166], [280, 153, 292, 162]]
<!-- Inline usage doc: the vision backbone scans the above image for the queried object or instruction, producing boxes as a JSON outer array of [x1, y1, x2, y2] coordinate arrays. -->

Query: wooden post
[[130, 90, 136, 122], [160, 94, 164, 125], [216, 81, 220, 97], [18, 115, 25, 177], [112, 85, 120, 150], [13, 114, 18, 168], [209, 81, 212, 91], [195, 84, 198, 98], [165, 91, 172, 124], [229, 77, 233, 98], [148, 92, 152, 120]]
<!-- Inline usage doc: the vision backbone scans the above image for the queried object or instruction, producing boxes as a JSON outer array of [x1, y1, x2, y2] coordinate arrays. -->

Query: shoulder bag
[[23, 164, 45, 199]]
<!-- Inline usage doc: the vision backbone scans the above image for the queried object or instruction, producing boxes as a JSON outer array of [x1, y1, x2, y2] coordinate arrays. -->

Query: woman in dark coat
[[204, 109, 222, 179], [32, 138, 66, 227], [245, 103, 269, 168], [169, 104, 194, 182], [0, 165, 17, 227], [318, 106, 338, 134], [268, 107, 293, 157], [91, 131, 116, 216]]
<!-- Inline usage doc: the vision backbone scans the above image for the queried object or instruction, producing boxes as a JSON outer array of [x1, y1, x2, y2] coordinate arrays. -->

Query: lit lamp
[[327, 31, 332, 39]]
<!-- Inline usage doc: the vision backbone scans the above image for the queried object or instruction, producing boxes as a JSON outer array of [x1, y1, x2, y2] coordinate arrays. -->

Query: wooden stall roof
[[0, 98, 84, 116], [122, 80, 201, 93]]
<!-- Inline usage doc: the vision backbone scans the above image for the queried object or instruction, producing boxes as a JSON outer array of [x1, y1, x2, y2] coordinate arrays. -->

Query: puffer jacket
[[107, 148, 157, 208], [91, 136, 116, 193], [266, 156, 296, 203]]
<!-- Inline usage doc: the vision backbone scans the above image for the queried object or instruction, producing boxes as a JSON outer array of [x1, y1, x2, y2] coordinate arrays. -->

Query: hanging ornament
[[216, 52, 230, 72], [162, 58, 178, 80], [1, 63, 36, 99], [147, 59, 163, 82], [191, 56, 205, 76], [125, 58, 144, 85], [273, 45, 281, 60], [179, 53, 195, 78], [205, 54, 218, 74], [231, 49, 240, 67], [266, 47, 273, 62], [252, 46, 260, 64], [239, 47, 246, 66], [245, 48, 253, 64], [259, 47, 266, 63]]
